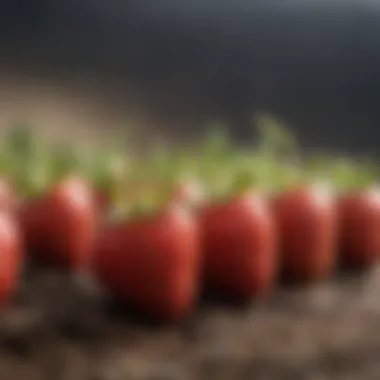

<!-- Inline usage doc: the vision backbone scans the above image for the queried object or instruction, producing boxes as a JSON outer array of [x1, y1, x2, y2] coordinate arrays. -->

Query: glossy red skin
[[199, 192, 277, 301], [18, 175, 96, 270], [93, 204, 200, 321], [0, 212, 22, 303], [272, 186, 337, 282], [338, 190, 380, 268]]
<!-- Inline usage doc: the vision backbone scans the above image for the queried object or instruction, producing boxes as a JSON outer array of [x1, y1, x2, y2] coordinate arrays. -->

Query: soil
[[0, 264, 380, 380]]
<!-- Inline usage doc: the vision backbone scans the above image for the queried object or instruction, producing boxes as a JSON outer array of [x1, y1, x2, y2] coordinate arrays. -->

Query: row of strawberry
[[0, 117, 376, 322]]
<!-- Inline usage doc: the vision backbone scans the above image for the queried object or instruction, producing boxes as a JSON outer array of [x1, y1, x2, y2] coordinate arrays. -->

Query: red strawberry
[[0, 212, 23, 303], [18, 175, 96, 270], [199, 191, 277, 301], [93, 203, 200, 321], [338, 188, 380, 269], [272, 184, 337, 282]]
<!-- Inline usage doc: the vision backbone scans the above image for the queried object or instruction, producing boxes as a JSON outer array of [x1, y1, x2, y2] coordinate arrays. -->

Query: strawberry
[[272, 183, 337, 282], [18, 175, 96, 270], [199, 191, 277, 301], [338, 188, 380, 269], [0, 212, 23, 303], [93, 202, 200, 321]]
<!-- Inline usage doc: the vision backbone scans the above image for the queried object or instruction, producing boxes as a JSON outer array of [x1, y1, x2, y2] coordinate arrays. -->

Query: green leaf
[[256, 115, 298, 159]]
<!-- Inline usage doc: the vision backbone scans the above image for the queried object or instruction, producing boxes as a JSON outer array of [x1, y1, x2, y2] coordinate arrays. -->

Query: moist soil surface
[[1, 264, 380, 380]]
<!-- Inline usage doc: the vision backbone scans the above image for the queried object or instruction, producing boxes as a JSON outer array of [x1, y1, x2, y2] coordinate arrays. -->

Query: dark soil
[[1, 264, 380, 380]]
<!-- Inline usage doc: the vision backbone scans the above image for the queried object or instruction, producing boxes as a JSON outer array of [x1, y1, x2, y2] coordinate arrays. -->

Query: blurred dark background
[[0, 0, 379, 154]]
